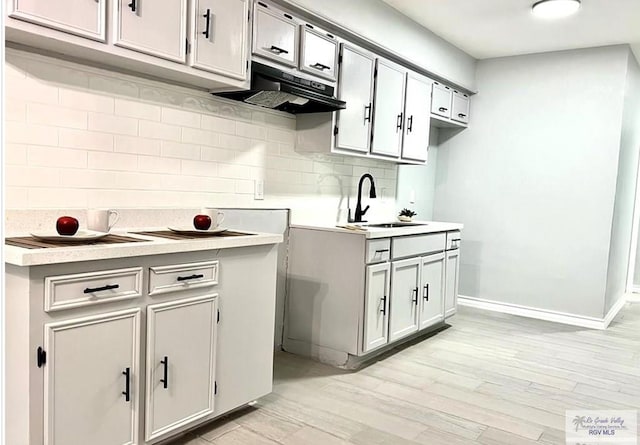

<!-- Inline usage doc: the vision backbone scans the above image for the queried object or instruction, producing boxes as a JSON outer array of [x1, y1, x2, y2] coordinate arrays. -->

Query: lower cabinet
[[363, 263, 390, 353], [43, 309, 141, 445], [145, 295, 218, 442], [389, 257, 421, 342], [445, 248, 460, 318], [286, 228, 460, 367]]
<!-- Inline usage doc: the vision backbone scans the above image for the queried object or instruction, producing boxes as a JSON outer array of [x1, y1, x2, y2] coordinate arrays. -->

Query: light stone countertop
[[290, 220, 463, 239], [5, 228, 283, 267]]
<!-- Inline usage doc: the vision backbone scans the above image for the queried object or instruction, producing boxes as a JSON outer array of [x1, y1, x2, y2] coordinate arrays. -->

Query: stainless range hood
[[214, 62, 346, 114]]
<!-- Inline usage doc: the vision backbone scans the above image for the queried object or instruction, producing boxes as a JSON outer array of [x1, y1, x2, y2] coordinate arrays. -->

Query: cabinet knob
[[439, 107, 448, 113], [458, 113, 467, 118], [84, 284, 119, 294], [122, 367, 131, 402], [380, 295, 387, 316], [127, 0, 136, 12], [412, 287, 419, 305], [269, 45, 289, 55], [363, 104, 372, 123], [311, 62, 330, 71], [202, 9, 212, 39], [396, 112, 404, 132], [160, 356, 169, 389], [423, 284, 429, 301]]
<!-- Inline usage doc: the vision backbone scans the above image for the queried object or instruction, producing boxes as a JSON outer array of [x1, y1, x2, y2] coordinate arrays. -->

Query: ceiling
[[380, 0, 640, 61]]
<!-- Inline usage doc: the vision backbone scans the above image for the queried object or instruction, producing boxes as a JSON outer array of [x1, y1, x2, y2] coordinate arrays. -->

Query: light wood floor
[[170, 304, 640, 444]]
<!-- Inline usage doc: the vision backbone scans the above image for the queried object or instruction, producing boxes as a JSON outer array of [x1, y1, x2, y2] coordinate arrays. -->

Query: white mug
[[200, 208, 225, 228], [87, 209, 120, 233]]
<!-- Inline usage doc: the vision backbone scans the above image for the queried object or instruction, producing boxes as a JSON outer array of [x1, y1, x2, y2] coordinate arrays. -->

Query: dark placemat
[[132, 230, 255, 240], [5, 234, 150, 249]]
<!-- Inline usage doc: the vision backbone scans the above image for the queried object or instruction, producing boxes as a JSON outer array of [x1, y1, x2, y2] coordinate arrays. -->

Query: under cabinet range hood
[[214, 62, 346, 114]]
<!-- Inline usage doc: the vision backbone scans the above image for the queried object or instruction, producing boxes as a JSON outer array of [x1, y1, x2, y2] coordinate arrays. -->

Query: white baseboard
[[627, 294, 640, 303], [458, 295, 629, 330]]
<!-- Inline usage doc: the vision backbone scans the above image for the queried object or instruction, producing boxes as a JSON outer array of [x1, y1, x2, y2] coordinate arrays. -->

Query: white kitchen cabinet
[[389, 257, 420, 341], [370, 58, 406, 158], [431, 82, 453, 119], [334, 44, 376, 153], [363, 262, 390, 353], [299, 26, 338, 81], [10, 0, 107, 41], [189, 0, 249, 80], [445, 248, 460, 318], [452, 90, 470, 124], [145, 295, 218, 442], [418, 252, 445, 330], [114, 0, 188, 63], [402, 73, 433, 162], [252, 1, 298, 67], [43, 309, 141, 445]]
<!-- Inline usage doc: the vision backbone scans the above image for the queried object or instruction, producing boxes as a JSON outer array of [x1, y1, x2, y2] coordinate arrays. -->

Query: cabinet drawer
[[392, 233, 445, 259], [366, 238, 391, 264], [149, 261, 218, 296], [446, 231, 461, 250], [45, 267, 143, 312]]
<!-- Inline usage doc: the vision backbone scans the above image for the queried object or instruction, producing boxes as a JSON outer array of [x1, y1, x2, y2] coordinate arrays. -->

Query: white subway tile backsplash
[[88, 112, 138, 136], [27, 103, 87, 129], [114, 135, 162, 156], [6, 166, 60, 187], [137, 155, 182, 174], [201, 114, 236, 134], [88, 151, 138, 171], [181, 159, 218, 177], [59, 128, 114, 152], [115, 98, 162, 121], [162, 107, 201, 128], [27, 146, 87, 169], [236, 121, 267, 140], [59, 90, 114, 113], [6, 121, 58, 146], [140, 120, 181, 142], [182, 127, 220, 146], [160, 141, 201, 160], [5, 144, 28, 165], [5, 49, 398, 217]]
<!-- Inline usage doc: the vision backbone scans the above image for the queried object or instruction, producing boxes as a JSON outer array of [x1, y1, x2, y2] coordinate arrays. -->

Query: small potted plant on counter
[[398, 208, 417, 222]]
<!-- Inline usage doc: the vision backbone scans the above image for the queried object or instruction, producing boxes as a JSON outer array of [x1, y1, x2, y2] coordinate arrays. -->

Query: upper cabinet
[[189, 0, 249, 80], [9, 0, 107, 41], [402, 73, 433, 162], [370, 59, 406, 158], [431, 82, 452, 119], [114, 0, 188, 63], [451, 90, 470, 124], [334, 44, 376, 154], [299, 25, 338, 81], [252, 2, 298, 67]]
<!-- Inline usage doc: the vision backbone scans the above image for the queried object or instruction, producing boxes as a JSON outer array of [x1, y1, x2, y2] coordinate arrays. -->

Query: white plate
[[30, 229, 109, 242], [168, 227, 227, 235]]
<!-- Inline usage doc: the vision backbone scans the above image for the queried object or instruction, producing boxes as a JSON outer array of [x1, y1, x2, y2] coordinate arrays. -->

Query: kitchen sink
[[365, 222, 428, 228]]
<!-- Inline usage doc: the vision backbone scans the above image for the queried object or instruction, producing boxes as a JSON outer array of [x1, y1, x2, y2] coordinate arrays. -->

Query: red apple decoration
[[56, 216, 79, 236], [193, 214, 212, 230]]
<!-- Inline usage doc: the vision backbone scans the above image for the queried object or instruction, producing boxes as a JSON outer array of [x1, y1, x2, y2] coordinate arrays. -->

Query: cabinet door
[[444, 249, 460, 318], [431, 83, 452, 118], [363, 263, 390, 353], [371, 59, 406, 158], [335, 44, 375, 153], [402, 73, 432, 162], [252, 3, 298, 67], [299, 26, 338, 81], [389, 257, 420, 342], [145, 295, 218, 442], [43, 309, 140, 445], [115, 0, 187, 63], [452, 91, 470, 124], [190, 0, 249, 80], [419, 252, 445, 330], [11, 0, 106, 41]]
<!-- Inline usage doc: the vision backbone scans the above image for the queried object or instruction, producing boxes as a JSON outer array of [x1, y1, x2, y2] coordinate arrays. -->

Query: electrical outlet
[[254, 179, 264, 200]]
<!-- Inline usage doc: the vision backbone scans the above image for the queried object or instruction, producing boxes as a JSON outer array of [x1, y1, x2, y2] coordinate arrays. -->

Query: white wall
[[4, 48, 397, 225], [433, 45, 630, 319], [284, 0, 477, 92]]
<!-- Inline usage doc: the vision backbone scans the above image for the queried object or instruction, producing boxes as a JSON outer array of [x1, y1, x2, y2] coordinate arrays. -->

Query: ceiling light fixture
[[532, 0, 581, 19]]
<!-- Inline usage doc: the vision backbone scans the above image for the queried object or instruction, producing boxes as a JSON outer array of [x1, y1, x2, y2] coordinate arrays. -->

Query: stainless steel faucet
[[350, 173, 377, 223]]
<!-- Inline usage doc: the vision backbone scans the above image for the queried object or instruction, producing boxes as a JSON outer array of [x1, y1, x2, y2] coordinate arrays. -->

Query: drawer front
[[366, 238, 391, 264], [446, 231, 461, 250], [45, 267, 143, 312], [149, 261, 218, 296], [392, 233, 445, 259]]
